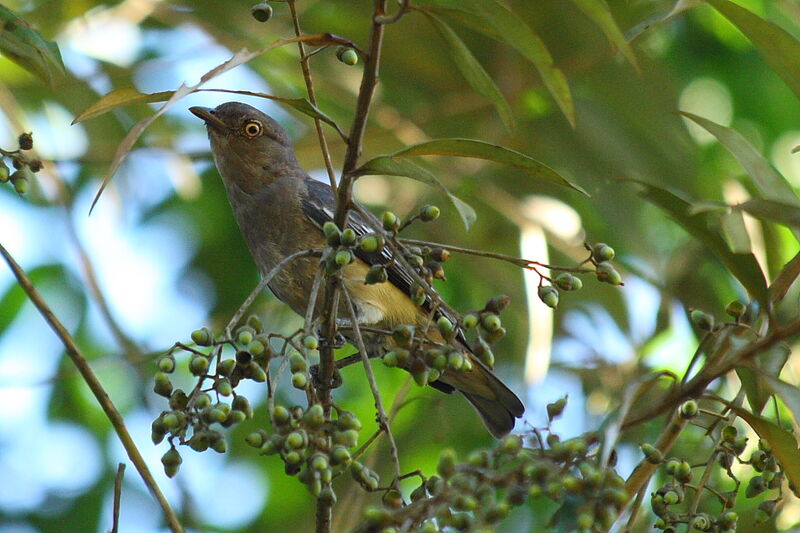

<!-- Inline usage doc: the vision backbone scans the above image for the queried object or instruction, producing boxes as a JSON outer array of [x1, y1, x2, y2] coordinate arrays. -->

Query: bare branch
[[0, 242, 184, 533]]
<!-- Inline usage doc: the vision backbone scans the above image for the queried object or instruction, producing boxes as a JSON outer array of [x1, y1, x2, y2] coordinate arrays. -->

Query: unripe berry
[[0, 161, 8, 182], [437, 316, 454, 337], [250, 2, 273, 22], [365, 264, 388, 284], [290, 353, 308, 373], [335, 249, 352, 266], [359, 234, 383, 253], [420, 204, 440, 222], [302, 334, 319, 350], [340, 228, 357, 246], [592, 243, 615, 262], [191, 327, 212, 346], [538, 285, 559, 308], [292, 372, 308, 389], [554, 272, 582, 291], [153, 372, 173, 397], [323, 221, 341, 245], [161, 448, 182, 478], [680, 400, 698, 419], [336, 46, 359, 66], [381, 211, 399, 231], [10, 171, 27, 195], [190, 355, 209, 376], [690, 309, 715, 331], [437, 448, 456, 478], [462, 312, 479, 329], [157, 357, 175, 373]]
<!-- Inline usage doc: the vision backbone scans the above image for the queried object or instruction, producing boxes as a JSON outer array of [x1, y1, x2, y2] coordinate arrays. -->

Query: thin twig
[[342, 287, 403, 485], [374, 0, 410, 24], [624, 411, 687, 498], [0, 242, 184, 533], [287, 0, 339, 192], [110, 463, 125, 533]]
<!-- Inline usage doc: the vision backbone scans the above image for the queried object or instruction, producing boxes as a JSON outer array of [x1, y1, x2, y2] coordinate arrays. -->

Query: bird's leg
[[315, 322, 347, 349], [309, 348, 384, 389]]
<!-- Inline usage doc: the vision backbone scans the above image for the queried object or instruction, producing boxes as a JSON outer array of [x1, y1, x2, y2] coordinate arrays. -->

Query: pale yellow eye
[[243, 121, 263, 137]]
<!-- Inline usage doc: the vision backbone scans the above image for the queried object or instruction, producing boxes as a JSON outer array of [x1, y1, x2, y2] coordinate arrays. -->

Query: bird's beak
[[189, 106, 228, 132]]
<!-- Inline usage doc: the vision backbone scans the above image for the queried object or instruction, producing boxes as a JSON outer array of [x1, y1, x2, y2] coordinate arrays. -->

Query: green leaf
[[569, 0, 639, 71], [720, 210, 751, 254], [705, 0, 800, 104], [0, 6, 64, 85], [73, 87, 175, 125], [679, 112, 800, 241], [355, 157, 477, 230], [720, 400, 800, 496], [760, 373, 800, 427], [626, 0, 701, 41], [385, 138, 587, 195], [423, 12, 514, 132], [417, 0, 575, 126], [633, 180, 768, 303], [736, 342, 790, 414], [0, 264, 67, 332], [736, 199, 800, 229], [770, 251, 800, 303]]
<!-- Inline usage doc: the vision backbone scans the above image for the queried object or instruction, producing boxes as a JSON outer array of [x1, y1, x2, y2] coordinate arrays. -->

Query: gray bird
[[190, 102, 524, 437]]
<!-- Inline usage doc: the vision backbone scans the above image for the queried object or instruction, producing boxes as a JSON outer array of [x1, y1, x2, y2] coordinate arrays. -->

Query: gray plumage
[[190, 102, 524, 437]]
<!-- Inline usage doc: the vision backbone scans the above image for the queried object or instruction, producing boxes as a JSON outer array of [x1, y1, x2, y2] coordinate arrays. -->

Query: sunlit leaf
[[355, 157, 477, 230], [626, 0, 700, 41], [720, 210, 751, 254], [364, 138, 587, 195], [681, 112, 800, 242], [423, 12, 514, 132], [0, 6, 64, 85], [705, 0, 800, 104], [569, 0, 639, 71], [416, 0, 575, 126], [760, 372, 800, 426], [633, 180, 768, 303], [736, 199, 800, 229], [73, 87, 175, 125]]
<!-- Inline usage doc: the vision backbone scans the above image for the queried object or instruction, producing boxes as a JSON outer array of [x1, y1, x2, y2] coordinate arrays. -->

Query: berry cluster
[[151, 316, 271, 477], [0, 132, 42, 196], [535, 242, 621, 310], [356, 398, 627, 532]]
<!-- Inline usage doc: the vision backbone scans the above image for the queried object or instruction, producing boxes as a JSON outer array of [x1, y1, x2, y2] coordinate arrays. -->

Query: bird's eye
[[243, 120, 263, 138]]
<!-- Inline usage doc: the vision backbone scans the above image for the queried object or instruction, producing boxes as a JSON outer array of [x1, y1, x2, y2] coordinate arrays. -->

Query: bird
[[190, 102, 524, 437]]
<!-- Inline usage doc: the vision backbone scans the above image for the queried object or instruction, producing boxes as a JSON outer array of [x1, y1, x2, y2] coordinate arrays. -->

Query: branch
[[287, 0, 338, 193], [342, 287, 402, 485], [0, 242, 184, 533]]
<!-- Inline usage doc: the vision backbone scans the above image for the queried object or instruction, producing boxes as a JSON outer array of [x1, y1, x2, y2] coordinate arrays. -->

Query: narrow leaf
[[89, 35, 315, 212], [73, 87, 175, 125], [705, 0, 800, 104], [569, 0, 639, 71], [761, 373, 800, 427], [770, 251, 800, 303], [736, 198, 800, 229], [0, 6, 64, 85], [720, 210, 751, 254], [680, 111, 800, 241], [384, 138, 588, 195], [720, 400, 800, 496], [633, 180, 768, 303], [737, 343, 790, 414], [356, 157, 476, 229], [417, 0, 575, 126], [424, 12, 514, 132], [626, 0, 700, 41]]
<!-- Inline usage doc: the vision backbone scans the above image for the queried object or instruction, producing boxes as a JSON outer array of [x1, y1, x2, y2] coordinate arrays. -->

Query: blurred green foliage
[[2, 0, 800, 532]]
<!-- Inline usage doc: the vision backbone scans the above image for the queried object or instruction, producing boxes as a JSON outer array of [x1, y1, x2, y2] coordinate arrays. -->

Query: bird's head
[[190, 102, 301, 193]]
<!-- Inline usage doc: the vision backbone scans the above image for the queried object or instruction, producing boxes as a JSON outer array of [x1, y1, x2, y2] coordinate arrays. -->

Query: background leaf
[[423, 12, 514, 132], [569, 0, 639, 71], [0, 6, 64, 85]]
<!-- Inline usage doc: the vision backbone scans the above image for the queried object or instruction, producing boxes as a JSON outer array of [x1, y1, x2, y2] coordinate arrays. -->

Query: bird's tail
[[440, 356, 525, 438]]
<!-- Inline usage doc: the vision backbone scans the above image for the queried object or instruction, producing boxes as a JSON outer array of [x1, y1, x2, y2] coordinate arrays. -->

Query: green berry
[[680, 400, 698, 419], [290, 353, 308, 373], [381, 211, 399, 231], [359, 234, 383, 253], [437, 316, 454, 337], [161, 448, 182, 478], [215, 378, 232, 396], [382, 351, 398, 367], [272, 405, 290, 425], [323, 221, 341, 245], [341, 228, 357, 246], [481, 313, 502, 332], [189, 355, 209, 376], [157, 357, 175, 373], [245, 430, 267, 448], [191, 327, 212, 346], [302, 334, 319, 350], [554, 272, 582, 291], [303, 404, 325, 428], [725, 300, 746, 319], [365, 264, 388, 284], [592, 243, 615, 262], [420, 204, 440, 222], [595, 263, 623, 285], [463, 312, 479, 329], [237, 329, 253, 345], [10, 171, 28, 195], [538, 285, 559, 308], [0, 161, 8, 182], [250, 2, 273, 22], [546, 396, 567, 420], [437, 448, 456, 478], [153, 372, 173, 397], [292, 372, 308, 389], [641, 443, 663, 464], [690, 309, 715, 331], [447, 351, 464, 371], [217, 358, 236, 376], [336, 46, 358, 66]]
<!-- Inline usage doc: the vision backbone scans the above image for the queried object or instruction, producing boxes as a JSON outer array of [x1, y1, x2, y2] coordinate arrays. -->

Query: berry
[[250, 2, 273, 22], [420, 204, 440, 222], [336, 46, 359, 66], [381, 211, 399, 231], [592, 243, 615, 262], [538, 285, 559, 308], [18, 132, 33, 150]]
